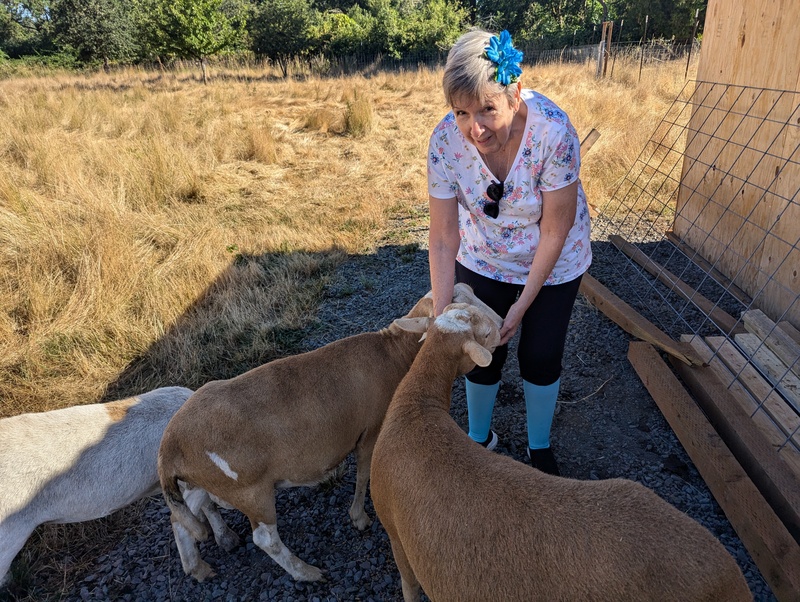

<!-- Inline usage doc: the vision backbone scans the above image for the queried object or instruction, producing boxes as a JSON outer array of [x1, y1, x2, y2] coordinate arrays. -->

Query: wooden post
[[685, 8, 700, 79], [638, 15, 649, 83], [596, 21, 614, 78], [610, 19, 624, 78]]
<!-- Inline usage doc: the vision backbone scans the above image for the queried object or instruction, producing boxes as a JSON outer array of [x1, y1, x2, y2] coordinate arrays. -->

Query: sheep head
[[406, 284, 502, 327], [451, 283, 503, 330], [393, 303, 500, 370]]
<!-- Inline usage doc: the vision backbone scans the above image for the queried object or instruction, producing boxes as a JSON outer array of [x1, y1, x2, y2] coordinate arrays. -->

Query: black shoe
[[475, 430, 498, 451], [527, 447, 560, 476]]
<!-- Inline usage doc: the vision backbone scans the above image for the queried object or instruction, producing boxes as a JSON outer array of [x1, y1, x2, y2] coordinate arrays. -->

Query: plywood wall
[[674, 0, 800, 328]]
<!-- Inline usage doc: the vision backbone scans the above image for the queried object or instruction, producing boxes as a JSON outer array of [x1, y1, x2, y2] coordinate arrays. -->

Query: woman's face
[[452, 85, 520, 155]]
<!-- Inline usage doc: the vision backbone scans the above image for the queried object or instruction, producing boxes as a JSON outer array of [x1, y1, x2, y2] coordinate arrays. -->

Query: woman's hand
[[499, 300, 526, 345]]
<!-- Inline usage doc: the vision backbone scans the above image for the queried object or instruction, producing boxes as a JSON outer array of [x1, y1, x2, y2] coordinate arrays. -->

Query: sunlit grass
[[0, 58, 693, 419]]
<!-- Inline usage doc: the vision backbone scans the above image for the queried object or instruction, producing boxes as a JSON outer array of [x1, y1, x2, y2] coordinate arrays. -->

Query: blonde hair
[[442, 29, 521, 108]]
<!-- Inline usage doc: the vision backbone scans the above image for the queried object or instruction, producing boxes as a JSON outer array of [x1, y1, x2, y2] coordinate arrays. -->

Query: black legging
[[455, 262, 583, 387]]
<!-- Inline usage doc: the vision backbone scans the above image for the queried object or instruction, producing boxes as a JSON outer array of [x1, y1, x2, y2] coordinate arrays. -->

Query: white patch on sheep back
[[206, 451, 238, 480], [434, 309, 471, 332]]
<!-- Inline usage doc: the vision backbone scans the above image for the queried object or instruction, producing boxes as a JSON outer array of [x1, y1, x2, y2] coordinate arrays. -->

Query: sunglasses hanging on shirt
[[485, 180, 503, 219]]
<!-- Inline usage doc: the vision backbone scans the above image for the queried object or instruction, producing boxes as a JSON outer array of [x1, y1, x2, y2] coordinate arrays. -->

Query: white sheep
[[370, 303, 753, 602], [157, 284, 503, 583], [0, 386, 238, 588]]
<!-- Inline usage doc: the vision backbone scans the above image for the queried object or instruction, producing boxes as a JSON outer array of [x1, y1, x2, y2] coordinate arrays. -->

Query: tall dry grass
[[0, 58, 695, 420]]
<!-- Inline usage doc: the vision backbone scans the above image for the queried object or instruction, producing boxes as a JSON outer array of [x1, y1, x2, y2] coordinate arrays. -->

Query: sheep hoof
[[190, 560, 216, 583], [350, 512, 372, 531], [293, 563, 325, 582], [216, 531, 241, 552]]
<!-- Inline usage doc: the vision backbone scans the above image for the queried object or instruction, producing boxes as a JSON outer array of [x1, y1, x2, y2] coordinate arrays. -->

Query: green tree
[[250, 0, 317, 77], [361, 0, 402, 57], [520, 0, 613, 45], [52, 0, 135, 66], [475, 0, 531, 34], [0, 0, 56, 56], [313, 0, 466, 61], [401, 0, 468, 54], [153, 0, 246, 83], [612, 0, 703, 40], [314, 9, 371, 56]]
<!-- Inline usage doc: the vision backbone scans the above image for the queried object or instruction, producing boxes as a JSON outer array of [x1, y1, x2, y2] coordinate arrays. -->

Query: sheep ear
[[393, 316, 430, 333], [463, 340, 493, 367]]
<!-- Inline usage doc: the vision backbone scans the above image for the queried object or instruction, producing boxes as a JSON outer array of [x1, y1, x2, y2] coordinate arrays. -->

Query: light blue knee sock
[[523, 378, 560, 450], [465, 378, 499, 443]]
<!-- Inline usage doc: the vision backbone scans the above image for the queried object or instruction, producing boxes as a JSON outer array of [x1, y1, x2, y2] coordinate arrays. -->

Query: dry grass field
[[0, 56, 695, 420]]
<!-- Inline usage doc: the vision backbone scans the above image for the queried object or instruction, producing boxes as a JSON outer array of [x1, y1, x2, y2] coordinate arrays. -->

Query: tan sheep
[[371, 303, 752, 602], [157, 284, 502, 583]]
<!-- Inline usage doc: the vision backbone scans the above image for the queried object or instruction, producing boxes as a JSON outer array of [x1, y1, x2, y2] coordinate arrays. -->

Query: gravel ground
[[8, 217, 777, 602]]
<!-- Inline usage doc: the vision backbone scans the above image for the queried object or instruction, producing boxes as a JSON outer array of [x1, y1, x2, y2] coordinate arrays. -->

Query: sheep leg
[[247, 490, 324, 582], [170, 516, 216, 582], [388, 536, 422, 602], [177, 483, 237, 550], [252, 521, 324, 582], [349, 437, 375, 530], [0, 518, 35, 588], [201, 501, 240, 552]]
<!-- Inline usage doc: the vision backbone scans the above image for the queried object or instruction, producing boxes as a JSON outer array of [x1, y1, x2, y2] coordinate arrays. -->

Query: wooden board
[[580, 128, 601, 156], [781, 321, 800, 346], [580, 128, 601, 219], [673, 0, 800, 330], [687, 336, 800, 474], [578, 273, 704, 366], [697, 0, 800, 90], [666, 348, 800, 547], [743, 309, 800, 379], [705, 336, 800, 454], [665, 231, 752, 306], [628, 341, 800, 600], [734, 332, 800, 414], [610, 234, 744, 335]]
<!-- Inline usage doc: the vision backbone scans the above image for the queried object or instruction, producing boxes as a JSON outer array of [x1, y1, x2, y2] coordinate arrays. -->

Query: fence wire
[[122, 39, 699, 80], [590, 80, 800, 456]]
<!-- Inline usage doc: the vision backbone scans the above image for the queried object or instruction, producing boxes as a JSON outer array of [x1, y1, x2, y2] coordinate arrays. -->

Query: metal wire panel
[[589, 80, 800, 454]]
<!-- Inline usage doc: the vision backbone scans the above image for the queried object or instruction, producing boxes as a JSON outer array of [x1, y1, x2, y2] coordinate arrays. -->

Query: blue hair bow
[[484, 30, 523, 85]]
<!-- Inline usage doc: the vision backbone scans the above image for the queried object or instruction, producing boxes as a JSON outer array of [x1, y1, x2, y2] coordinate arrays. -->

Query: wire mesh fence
[[590, 80, 800, 458], [519, 39, 698, 68], [122, 38, 699, 80]]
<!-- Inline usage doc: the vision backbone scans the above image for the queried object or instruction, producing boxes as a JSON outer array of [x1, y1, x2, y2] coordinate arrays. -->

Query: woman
[[427, 29, 592, 475]]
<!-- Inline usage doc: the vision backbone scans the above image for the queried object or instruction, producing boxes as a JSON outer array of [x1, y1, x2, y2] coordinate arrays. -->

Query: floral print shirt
[[427, 89, 592, 285]]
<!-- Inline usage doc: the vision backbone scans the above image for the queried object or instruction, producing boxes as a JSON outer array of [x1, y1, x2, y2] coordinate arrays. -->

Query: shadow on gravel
[[6, 243, 430, 602], [5, 240, 777, 602]]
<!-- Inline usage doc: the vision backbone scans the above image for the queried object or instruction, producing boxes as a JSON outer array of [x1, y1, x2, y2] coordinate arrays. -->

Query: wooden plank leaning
[[609, 234, 745, 336], [579, 273, 705, 366], [703, 336, 800, 456], [580, 128, 601, 219], [734, 332, 800, 416], [628, 342, 800, 602], [664, 231, 752, 306], [743, 309, 800, 380], [779, 321, 800, 346], [667, 345, 800, 547], [683, 335, 800, 476], [580, 128, 601, 155]]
